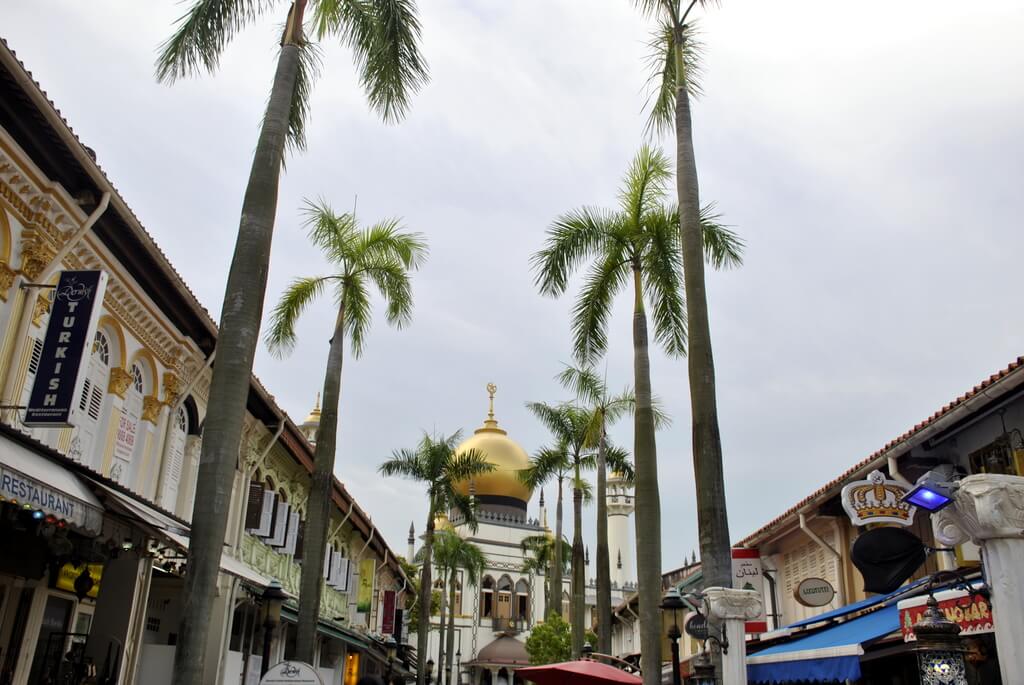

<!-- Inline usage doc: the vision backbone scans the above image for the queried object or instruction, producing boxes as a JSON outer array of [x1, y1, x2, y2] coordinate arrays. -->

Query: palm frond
[[604, 445, 635, 483], [631, 0, 677, 21], [642, 21, 704, 137], [446, 448, 496, 484], [700, 203, 745, 269], [520, 446, 570, 489], [264, 275, 333, 356], [642, 209, 687, 358], [340, 274, 371, 358], [525, 402, 573, 444], [301, 198, 358, 264], [284, 39, 323, 154], [155, 0, 278, 83], [378, 447, 425, 479], [556, 364, 605, 407], [358, 219, 428, 269], [570, 241, 630, 365], [619, 145, 672, 222], [532, 207, 616, 297]]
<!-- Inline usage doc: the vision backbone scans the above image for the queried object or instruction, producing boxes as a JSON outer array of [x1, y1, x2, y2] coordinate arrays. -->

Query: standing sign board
[[260, 662, 323, 685], [732, 548, 768, 634], [24, 270, 108, 427]]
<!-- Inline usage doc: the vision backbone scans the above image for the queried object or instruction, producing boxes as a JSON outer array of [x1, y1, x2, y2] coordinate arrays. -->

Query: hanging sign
[[382, 590, 396, 634], [732, 548, 768, 633], [260, 661, 323, 685], [794, 577, 836, 607], [357, 559, 375, 613], [841, 469, 916, 527], [24, 270, 108, 427], [898, 589, 993, 642], [684, 612, 709, 641]]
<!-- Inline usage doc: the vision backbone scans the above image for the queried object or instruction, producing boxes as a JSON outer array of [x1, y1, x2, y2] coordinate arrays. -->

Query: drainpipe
[[798, 512, 846, 606], [0, 192, 110, 409], [887, 455, 911, 487], [761, 566, 781, 630], [153, 347, 216, 509]]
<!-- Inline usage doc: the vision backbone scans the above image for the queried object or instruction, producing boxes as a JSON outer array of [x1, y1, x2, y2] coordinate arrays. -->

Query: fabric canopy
[[747, 604, 899, 684], [517, 660, 642, 685]]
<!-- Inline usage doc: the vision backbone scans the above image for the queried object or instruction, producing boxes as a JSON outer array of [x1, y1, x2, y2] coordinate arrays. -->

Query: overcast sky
[[6, 1, 1023, 571]]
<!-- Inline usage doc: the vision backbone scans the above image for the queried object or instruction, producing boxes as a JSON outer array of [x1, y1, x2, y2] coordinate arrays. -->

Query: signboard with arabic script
[[898, 588, 993, 642], [24, 270, 108, 427], [731, 548, 768, 634], [260, 661, 323, 685]]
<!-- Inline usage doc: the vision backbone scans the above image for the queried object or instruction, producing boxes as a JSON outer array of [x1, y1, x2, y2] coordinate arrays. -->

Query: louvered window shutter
[[244, 482, 266, 530]]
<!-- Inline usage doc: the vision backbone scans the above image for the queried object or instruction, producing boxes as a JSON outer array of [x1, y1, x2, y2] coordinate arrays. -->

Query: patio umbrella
[[516, 660, 642, 685]]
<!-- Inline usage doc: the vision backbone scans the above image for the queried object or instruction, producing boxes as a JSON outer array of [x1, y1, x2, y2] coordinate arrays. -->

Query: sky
[[5, 1, 1023, 572]]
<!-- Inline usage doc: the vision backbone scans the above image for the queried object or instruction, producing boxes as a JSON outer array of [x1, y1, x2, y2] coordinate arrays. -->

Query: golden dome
[[454, 384, 532, 504], [303, 393, 321, 426]]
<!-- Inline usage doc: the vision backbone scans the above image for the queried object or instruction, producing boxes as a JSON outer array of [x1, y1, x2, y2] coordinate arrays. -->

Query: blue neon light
[[906, 486, 951, 511]]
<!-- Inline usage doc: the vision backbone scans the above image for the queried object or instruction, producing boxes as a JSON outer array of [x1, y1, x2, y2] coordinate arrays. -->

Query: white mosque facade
[[410, 387, 636, 685]]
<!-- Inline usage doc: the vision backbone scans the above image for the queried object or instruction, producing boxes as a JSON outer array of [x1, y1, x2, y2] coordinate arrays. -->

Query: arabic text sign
[[731, 548, 767, 634], [25, 270, 108, 427], [260, 661, 323, 685]]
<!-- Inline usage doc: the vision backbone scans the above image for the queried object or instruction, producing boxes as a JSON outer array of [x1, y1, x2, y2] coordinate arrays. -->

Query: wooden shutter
[[244, 482, 265, 530], [294, 520, 306, 560]]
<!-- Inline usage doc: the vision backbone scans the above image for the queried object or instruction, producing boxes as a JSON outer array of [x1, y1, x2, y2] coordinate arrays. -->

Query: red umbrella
[[517, 660, 642, 685]]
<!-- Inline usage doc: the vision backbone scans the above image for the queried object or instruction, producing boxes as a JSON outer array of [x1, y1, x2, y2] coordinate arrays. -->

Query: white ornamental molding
[[934, 474, 1024, 547], [704, 587, 763, 621], [841, 469, 917, 527]]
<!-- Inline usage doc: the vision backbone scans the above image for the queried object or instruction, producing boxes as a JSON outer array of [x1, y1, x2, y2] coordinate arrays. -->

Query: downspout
[[887, 455, 911, 487], [0, 192, 110, 409], [154, 347, 217, 508], [799, 512, 846, 606], [761, 567, 781, 630]]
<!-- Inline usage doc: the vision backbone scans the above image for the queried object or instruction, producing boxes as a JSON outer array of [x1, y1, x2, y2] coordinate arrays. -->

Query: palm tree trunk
[[595, 419, 612, 655], [418, 514, 435, 685], [673, 28, 731, 590], [436, 567, 447, 681], [631, 267, 662, 685], [552, 476, 564, 620], [570, 473, 585, 659], [296, 302, 346, 661], [445, 574, 457, 685], [170, 7, 305, 683]]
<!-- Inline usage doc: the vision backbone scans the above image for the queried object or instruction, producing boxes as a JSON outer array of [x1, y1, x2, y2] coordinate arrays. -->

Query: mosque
[[407, 385, 636, 685]]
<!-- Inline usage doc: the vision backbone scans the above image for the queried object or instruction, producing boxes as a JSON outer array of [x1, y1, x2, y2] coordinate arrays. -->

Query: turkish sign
[[841, 469, 916, 527], [382, 590, 396, 634], [794, 577, 836, 607], [24, 270, 108, 427], [732, 548, 768, 633], [898, 589, 993, 642], [357, 559, 375, 613], [56, 562, 103, 599], [260, 661, 323, 685], [0, 463, 103, 533]]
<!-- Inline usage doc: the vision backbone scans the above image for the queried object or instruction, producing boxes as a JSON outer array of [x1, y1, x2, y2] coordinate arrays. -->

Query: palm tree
[[265, 199, 426, 660], [440, 534, 485, 685], [520, 533, 570, 617], [379, 431, 494, 685], [156, 3, 427, 680], [635, 0, 737, 597], [532, 145, 742, 685], [556, 365, 645, 655]]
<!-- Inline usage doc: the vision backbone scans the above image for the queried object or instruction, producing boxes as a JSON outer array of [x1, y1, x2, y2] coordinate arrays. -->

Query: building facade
[[0, 39, 406, 685]]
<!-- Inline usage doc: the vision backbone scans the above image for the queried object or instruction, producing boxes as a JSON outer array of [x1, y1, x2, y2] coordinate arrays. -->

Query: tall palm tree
[[556, 365, 645, 655], [532, 145, 742, 685], [520, 446, 571, 626], [424, 530, 457, 681], [635, 0, 737, 596], [520, 533, 571, 618], [266, 199, 426, 660], [156, 3, 427, 680], [379, 431, 494, 685], [441, 535, 485, 685]]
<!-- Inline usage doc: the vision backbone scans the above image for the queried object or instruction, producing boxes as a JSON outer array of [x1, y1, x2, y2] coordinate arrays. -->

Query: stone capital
[[141, 395, 163, 424], [934, 474, 1024, 546], [703, 587, 763, 622], [108, 366, 133, 398]]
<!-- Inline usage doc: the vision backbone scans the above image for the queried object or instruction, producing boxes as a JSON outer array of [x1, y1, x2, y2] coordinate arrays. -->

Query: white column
[[934, 474, 1024, 685], [704, 587, 762, 685]]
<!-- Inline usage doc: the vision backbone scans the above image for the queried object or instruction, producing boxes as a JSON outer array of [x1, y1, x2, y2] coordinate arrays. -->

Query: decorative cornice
[[934, 474, 1024, 546], [704, 587, 763, 621]]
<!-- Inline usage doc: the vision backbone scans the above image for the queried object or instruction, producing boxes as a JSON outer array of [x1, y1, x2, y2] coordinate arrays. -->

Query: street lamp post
[[688, 651, 716, 685], [912, 596, 967, 685], [426, 657, 434, 685], [660, 588, 685, 685], [385, 635, 398, 682], [454, 649, 461, 685], [260, 580, 287, 676]]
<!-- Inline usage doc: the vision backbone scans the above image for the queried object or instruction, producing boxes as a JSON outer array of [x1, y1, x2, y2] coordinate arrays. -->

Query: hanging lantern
[[912, 596, 967, 685], [687, 650, 715, 685]]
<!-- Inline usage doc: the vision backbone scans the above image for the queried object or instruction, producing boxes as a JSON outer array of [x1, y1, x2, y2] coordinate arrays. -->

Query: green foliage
[[525, 612, 573, 665]]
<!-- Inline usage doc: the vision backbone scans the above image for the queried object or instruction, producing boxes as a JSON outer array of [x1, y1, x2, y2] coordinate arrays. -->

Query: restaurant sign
[[24, 270, 108, 427], [260, 662, 323, 685], [898, 588, 993, 642], [794, 577, 836, 607], [732, 548, 768, 634], [0, 463, 103, 533]]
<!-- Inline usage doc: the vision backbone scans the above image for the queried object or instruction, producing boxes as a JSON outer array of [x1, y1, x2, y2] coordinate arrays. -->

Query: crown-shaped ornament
[[841, 469, 917, 527]]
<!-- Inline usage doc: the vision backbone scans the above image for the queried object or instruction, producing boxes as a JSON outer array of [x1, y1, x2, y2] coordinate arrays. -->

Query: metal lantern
[[913, 596, 967, 685], [660, 588, 686, 685], [688, 650, 715, 685]]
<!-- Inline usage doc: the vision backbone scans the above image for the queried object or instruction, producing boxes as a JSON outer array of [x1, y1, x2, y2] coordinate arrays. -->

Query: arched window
[[496, 575, 513, 620], [480, 576, 495, 619], [70, 331, 111, 468], [514, 579, 530, 624]]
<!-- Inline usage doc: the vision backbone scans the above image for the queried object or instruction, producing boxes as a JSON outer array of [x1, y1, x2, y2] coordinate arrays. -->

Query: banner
[[732, 548, 768, 634], [25, 270, 108, 427], [382, 590, 396, 634], [899, 589, 993, 641], [357, 559, 374, 613]]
